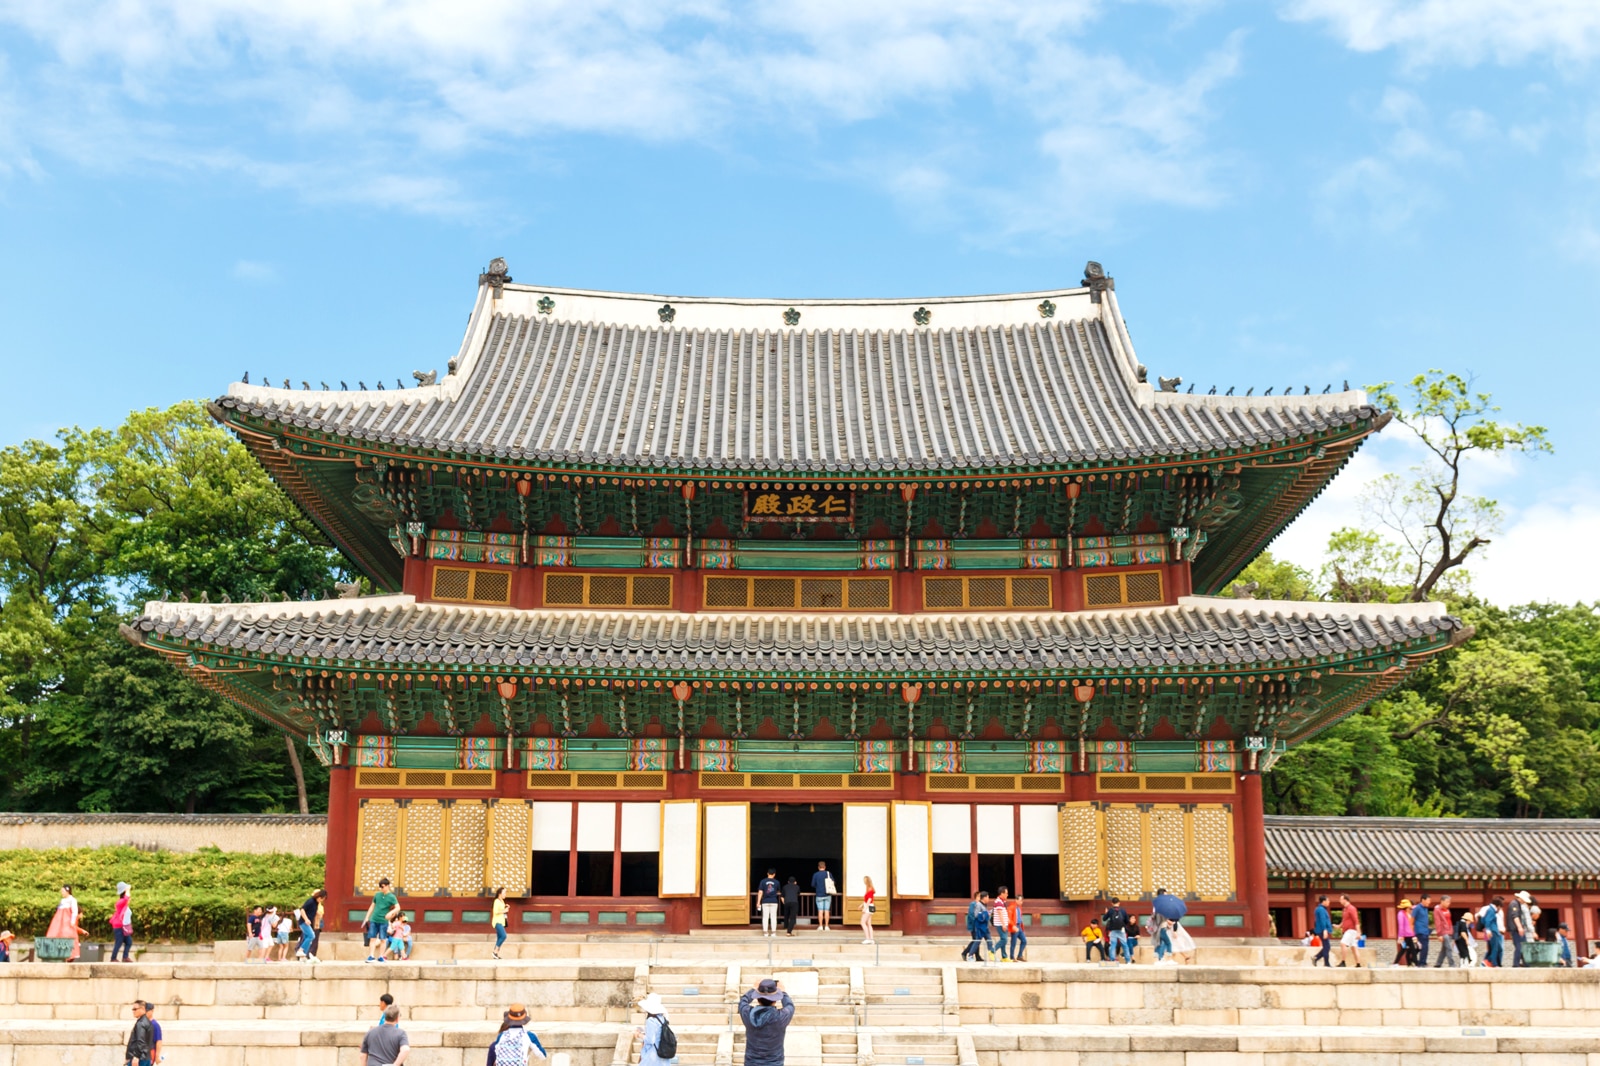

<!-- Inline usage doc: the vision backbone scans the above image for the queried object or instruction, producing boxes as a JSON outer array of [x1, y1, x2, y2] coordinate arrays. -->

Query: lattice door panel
[[1056, 801, 1103, 900], [1102, 804, 1145, 900], [356, 800, 401, 895], [447, 802, 489, 897], [1147, 807, 1187, 896], [487, 800, 533, 896], [400, 801, 445, 896], [1190, 804, 1235, 900]]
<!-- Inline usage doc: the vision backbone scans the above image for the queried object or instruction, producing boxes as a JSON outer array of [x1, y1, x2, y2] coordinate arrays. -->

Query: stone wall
[[0, 813, 327, 855]]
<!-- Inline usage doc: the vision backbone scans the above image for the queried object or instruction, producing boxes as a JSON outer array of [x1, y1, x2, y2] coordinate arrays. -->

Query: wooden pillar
[[612, 802, 625, 898], [325, 765, 358, 930], [1239, 773, 1270, 937]]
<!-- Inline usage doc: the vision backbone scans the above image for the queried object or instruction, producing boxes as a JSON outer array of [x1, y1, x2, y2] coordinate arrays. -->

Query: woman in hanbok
[[46, 885, 81, 961]]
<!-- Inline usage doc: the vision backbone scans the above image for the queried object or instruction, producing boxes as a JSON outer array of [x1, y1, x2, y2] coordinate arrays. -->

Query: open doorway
[[748, 803, 842, 924]]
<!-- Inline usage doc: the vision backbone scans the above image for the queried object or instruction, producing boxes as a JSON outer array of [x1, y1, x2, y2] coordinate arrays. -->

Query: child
[[1557, 923, 1574, 968], [1082, 918, 1107, 962], [387, 913, 413, 961], [259, 908, 278, 963], [273, 907, 292, 961], [0, 930, 13, 963], [245, 905, 264, 963]]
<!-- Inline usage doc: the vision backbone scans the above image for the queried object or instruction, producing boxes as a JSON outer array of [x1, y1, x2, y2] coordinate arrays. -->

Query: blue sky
[[1, 1, 1597, 602]]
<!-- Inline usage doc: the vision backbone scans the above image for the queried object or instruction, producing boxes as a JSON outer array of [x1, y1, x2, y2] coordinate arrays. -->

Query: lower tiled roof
[[1266, 815, 1600, 880], [131, 594, 1459, 676]]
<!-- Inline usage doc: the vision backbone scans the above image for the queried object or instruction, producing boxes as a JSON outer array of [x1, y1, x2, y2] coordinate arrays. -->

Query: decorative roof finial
[[479, 257, 511, 295], [1158, 376, 1182, 393], [413, 370, 438, 386], [1082, 260, 1115, 304]]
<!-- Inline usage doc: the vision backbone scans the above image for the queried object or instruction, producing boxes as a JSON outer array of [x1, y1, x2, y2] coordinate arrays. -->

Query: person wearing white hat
[[111, 883, 133, 962], [635, 993, 673, 1066], [1511, 891, 1536, 968]]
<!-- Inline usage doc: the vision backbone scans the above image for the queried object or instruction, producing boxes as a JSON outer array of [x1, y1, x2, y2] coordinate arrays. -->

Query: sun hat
[[1398, 899, 1412, 909], [755, 978, 783, 1004], [638, 993, 665, 1015], [504, 1004, 529, 1023], [116, 882, 130, 895], [1515, 891, 1533, 904]]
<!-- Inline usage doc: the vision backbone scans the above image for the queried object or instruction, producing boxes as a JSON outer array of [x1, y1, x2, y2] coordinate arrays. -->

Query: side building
[[125, 261, 1465, 937]]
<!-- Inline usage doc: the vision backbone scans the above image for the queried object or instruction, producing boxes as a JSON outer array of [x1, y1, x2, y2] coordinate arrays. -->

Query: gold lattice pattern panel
[[401, 801, 444, 896], [1191, 805, 1234, 900], [447, 802, 488, 897], [1147, 807, 1187, 895], [356, 801, 400, 895], [488, 801, 532, 896], [1103, 805, 1145, 900], [1056, 804, 1102, 900]]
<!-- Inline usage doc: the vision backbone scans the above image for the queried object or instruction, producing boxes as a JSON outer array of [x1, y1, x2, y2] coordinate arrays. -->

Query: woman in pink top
[[1395, 900, 1415, 966], [110, 882, 133, 962]]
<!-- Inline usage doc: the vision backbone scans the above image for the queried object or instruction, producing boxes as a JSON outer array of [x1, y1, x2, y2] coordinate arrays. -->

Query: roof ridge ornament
[[1037, 299, 1056, 319], [913, 306, 931, 326], [658, 303, 676, 323], [1082, 260, 1114, 304], [479, 257, 511, 296], [783, 307, 801, 326]]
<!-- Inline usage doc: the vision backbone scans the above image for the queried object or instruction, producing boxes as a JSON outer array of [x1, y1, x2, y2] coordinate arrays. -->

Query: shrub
[[0, 846, 325, 942]]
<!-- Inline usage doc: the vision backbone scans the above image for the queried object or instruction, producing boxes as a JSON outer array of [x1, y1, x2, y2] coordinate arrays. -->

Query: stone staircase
[[6, 945, 1600, 1066]]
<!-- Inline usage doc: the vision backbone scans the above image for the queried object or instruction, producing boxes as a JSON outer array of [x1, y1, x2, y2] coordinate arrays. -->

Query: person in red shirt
[[859, 876, 876, 945], [1337, 894, 1363, 968], [1433, 896, 1458, 968]]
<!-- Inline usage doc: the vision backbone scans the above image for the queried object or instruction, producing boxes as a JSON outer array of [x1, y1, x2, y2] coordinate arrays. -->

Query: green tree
[[1235, 551, 1317, 601]]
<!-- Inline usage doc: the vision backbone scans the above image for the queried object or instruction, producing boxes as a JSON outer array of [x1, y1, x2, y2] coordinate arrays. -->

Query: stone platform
[[1, 938, 1595, 1066]]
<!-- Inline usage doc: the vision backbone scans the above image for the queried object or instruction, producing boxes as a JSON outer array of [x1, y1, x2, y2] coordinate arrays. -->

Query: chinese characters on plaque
[[745, 488, 853, 523]]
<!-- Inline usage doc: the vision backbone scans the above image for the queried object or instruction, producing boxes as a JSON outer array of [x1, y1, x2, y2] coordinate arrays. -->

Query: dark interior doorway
[[749, 803, 843, 923]]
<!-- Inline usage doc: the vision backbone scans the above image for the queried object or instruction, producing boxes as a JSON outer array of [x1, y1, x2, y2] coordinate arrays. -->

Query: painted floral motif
[[1038, 299, 1056, 318]]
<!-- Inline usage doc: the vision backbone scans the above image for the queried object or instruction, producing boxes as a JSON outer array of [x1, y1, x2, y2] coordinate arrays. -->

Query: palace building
[[125, 260, 1465, 938]]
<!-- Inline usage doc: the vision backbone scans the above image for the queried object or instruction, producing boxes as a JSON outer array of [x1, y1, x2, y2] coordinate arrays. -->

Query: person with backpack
[[1101, 899, 1132, 964], [781, 876, 801, 937], [739, 979, 795, 1066], [487, 1004, 547, 1066], [635, 992, 676, 1066], [962, 891, 991, 962], [811, 862, 836, 932]]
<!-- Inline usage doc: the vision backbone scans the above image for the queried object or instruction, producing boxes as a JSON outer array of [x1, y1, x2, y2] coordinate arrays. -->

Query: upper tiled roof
[[132, 595, 1457, 676], [215, 281, 1378, 473], [1266, 815, 1600, 880]]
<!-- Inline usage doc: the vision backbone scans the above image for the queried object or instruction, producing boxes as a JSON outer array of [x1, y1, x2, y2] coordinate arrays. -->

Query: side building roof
[[1266, 815, 1600, 882]]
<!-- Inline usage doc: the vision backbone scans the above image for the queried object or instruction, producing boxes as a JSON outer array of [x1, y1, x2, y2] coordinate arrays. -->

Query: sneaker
[[862, 940, 873, 945], [365, 957, 375, 963]]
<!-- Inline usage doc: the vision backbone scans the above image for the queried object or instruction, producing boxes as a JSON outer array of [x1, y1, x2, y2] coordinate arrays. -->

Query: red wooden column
[[324, 765, 358, 930], [1239, 773, 1270, 937]]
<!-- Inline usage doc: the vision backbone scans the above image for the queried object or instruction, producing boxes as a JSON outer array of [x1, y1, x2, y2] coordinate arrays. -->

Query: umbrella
[[1151, 892, 1187, 922]]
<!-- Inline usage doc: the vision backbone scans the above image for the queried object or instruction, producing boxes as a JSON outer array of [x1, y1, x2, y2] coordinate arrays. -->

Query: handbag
[[865, 903, 876, 913], [823, 875, 837, 896]]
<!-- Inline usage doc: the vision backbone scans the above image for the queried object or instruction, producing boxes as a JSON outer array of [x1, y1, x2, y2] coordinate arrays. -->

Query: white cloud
[[230, 258, 276, 282], [0, 0, 1241, 231], [1472, 492, 1600, 604], [1283, 0, 1600, 67]]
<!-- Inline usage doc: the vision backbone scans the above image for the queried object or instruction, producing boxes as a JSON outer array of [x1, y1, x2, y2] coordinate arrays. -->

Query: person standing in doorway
[[110, 883, 134, 962], [492, 887, 509, 960], [781, 876, 800, 937], [1412, 894, 1433, 967], [739, 979, 795, 1066], [359, 1005, 411, 1066], [1311, 896, 1333, 967], [125, 1000, 154, 1066], [1337, 894, 1363, 968], [758, 869, 782, 939], [1101, 898, 1132, 964], [365, 878, 400, 963], [811, 862, 836, 932], [859, 876, 876, 945], [1433, 896, 1458, 968]]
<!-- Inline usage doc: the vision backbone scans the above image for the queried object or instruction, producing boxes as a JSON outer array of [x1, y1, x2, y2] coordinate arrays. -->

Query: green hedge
[[0, 846, 325, 942]]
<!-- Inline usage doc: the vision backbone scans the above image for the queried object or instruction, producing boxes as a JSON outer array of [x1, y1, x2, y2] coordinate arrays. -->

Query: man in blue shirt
[[810, 863, 835, 932], [142, 1002, 163, 1065], [1311, 896, 1333, 967], [1412, 894, 1433, 967], [758, 869, 782, 938]]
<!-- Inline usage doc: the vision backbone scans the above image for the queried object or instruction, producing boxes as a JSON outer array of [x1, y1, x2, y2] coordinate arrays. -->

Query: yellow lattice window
[[486, 800, 532, 896], [1190, 804, 1235, 900], [356, 800, 400, 895], [400, 800, 444, 896], [447, 802, 488, 897], [702, 575, 892, 611], [541, 572, 675, 609], [1057, 801, 1102, 900], [1147, 806, 1187, 895], [920, 575, 1054, 611], [1103, 804, 1146, 900], [432, 566, 513, 605], [1082, 569, 1164, 609]]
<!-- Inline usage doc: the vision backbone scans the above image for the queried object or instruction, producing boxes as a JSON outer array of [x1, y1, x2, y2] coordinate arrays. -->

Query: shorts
[[1340, 929, 1362, 947], [816, 896, 832, 912], [367, 921, 388, 941], [276, 928, 291, 944], [388, 938, 407, 953]]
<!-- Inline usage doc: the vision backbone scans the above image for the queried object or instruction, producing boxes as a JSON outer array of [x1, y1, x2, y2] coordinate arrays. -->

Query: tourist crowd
[[1303, 890, 1587, 968]]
